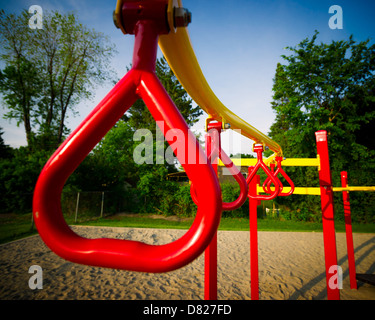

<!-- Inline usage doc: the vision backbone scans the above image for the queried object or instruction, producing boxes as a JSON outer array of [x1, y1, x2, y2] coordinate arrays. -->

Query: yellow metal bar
[[276, 158, 320, 167], [255, 186, 375, 196], [219, 157, 319, 167], [257, 186, 321, 195], [333, 186, 375, 192], [158, 7, 282, 156]]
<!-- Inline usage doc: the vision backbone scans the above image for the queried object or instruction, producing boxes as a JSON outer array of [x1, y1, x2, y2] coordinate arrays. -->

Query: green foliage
[[173, 184, 197, 217], [269, 31, 375, 223], [0, 147, 51, 213], [0, 127, 13, 159], [0, 9, 117, 149], [221, 183, 249, 218]]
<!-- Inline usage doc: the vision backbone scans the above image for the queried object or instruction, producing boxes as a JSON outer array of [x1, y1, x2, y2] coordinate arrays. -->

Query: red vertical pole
[[204, 122, 221, 300], [315, 130, 340, 300], [205, 233, 218, 300], [341, 171, 357, 289], [248, 167, 260, 300]]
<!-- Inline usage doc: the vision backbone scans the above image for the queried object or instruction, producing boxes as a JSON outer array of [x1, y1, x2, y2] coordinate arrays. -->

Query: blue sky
[[1, 0, 374, 155]]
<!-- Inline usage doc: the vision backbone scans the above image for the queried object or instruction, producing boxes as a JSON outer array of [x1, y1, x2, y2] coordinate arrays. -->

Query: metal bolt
[[174, 7, 192, 28]]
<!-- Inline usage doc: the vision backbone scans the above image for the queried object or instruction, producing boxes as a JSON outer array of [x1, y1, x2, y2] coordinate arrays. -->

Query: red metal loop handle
[[246, 145, 280, 200], [262, 163, 276, 193], [263, 157, 294, 196], [32, 19, 222, 273], [220, 148, 248, 210], [190, 147, 248, 211]]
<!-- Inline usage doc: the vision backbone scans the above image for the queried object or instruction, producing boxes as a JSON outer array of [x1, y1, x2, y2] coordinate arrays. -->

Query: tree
[[269, 31, 375, 222], [0, 9, 116, 149], [0, 127, 13, 159]]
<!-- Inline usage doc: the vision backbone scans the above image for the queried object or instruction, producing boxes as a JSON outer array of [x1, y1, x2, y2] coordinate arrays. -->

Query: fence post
[[75, 192, 80, 223], [30, 212, 34, 230], [341, 171, 357, 289], [101, 192, 105, 218], [315, 130, 340, 300], [248, 167, 260, 300]]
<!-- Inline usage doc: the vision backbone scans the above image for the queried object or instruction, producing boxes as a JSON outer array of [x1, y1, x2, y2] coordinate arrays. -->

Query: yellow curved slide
[[158, 2, 282, 156], [114, 0, 282, 156]]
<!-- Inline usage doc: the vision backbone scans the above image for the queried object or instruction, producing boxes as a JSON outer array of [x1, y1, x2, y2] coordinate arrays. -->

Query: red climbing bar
[[341, 171, 357, 289], [204, 122, 220, 300], [315, 130, 340, 300], [202, 121, 248, 299], [248, 167, 260, 300]]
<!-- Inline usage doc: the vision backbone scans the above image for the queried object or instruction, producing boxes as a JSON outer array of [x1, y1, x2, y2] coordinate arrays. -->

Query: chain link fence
[[61, 191, 128, 222]]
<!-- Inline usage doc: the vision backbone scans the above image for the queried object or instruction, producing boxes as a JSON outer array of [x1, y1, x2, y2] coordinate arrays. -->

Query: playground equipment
[[32, 0, 374, 300], [32, 0, 225, 273], [219, 131, 375, 300], [190, 120, 248, 211]]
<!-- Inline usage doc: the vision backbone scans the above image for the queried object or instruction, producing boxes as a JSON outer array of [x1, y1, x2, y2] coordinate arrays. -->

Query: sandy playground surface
[[0, 226, 374, 300]]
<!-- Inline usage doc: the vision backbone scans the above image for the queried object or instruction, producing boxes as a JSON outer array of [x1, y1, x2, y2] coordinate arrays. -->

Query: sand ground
[[0, 226, 374, 300]]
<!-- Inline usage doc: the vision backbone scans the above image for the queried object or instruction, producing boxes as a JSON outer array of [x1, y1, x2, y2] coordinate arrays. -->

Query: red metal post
[[204, 122, 221, 300], [341, 171, 357, 289], [205, 233, 218, 300], [248, 167, 260, 300], [315, 130, 340, 300]]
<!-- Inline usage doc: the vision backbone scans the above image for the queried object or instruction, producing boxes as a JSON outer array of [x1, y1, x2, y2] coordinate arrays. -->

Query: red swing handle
[[190, 123, 248, 211], [262, 162, 276, 194], [190, 146, 248, 211], [219, 148, 248, 210], [263, 157, 295, 196], [246, 144, 280, 200], [32, 1, 222, 273]]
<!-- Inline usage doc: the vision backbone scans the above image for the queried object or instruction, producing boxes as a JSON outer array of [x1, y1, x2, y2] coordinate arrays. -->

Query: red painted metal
[[246, 144, 280, 200], [201, 121, 247, 300], [121, 0, 170, 35], [190, 122, 248, 211], [248, 167, 260, 300], [315, 130, 340, 300], [32, 2, 222, 273], [341, 171, 357, 289], [263, 156, 294, 196], [204, 122, 218, 300]]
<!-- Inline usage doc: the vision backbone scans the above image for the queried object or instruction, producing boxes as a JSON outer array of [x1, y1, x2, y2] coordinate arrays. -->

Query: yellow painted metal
[[114, 0, 126, 34], [274, 158, 320, 167], [333, 186, 375, 192], [256, 186, 321, 195], [158, 4, 282, 156], [219, 157, 319, 167], [255, 186, 375, 196]]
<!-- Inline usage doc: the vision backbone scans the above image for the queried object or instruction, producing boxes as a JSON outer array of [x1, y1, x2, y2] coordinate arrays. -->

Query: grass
[[80, 214, 375, 233], [0, 213, 38, 244], [1, 212, 374, 245]]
